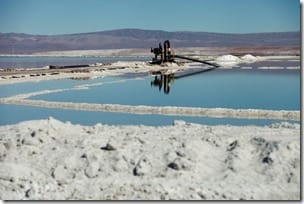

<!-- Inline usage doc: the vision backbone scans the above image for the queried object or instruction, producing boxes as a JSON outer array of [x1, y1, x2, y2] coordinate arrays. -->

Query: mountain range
[[0, 29, 300, 54]]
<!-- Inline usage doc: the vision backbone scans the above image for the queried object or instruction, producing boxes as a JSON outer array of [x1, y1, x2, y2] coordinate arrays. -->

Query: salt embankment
[[0, 61, 181, 85], [0, 88, 300, 121], [0, 118, 300, 200], [0, 54, 300, 85]]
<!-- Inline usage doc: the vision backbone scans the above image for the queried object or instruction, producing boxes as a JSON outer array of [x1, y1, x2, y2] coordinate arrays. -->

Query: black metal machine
[[151, 40, 219, 67], [150, 40, 220, 94]]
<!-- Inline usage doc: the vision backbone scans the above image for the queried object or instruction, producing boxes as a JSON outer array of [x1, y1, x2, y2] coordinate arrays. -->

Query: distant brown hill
[[0, 29, 300, 54]]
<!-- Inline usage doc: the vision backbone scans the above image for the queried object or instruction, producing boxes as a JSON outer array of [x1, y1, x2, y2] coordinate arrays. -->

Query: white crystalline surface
[[0, 118, 300, 200], [0, 57, 300, 200]]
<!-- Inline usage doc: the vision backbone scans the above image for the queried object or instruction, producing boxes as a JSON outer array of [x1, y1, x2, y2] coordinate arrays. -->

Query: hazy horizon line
[[0, 28, 300, 36]]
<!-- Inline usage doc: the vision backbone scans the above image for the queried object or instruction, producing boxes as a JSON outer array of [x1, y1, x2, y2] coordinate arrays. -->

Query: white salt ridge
[[0, 96, 299, 121]]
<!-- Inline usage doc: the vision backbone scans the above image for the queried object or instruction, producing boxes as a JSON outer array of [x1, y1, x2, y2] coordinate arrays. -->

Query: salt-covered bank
[[0, 118, 300, 200]]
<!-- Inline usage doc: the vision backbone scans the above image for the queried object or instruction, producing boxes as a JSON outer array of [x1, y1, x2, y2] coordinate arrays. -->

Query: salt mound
[[215, 55, 240, 67], [241, 54, 257, 61], [215, 55, 240, 62], [215, 54, 259, 67]]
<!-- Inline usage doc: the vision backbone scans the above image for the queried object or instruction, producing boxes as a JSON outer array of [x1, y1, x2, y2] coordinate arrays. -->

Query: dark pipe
[[164, 43, 167, 62], [159, 43, 163, 62], [49, 64, 90, 69], [164, 40, 171, 62], [174, 67, 217, 79], [164, 40, 170, 49]]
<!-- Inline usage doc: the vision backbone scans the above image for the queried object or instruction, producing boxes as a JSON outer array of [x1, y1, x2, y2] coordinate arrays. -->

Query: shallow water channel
[[0, 66, 300, 126]]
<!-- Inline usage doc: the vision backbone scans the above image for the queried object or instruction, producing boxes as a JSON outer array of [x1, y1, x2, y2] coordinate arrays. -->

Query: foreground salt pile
[[0, 118, 300, 200]]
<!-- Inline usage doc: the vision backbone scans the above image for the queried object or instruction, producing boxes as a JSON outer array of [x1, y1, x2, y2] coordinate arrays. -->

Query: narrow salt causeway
[[0, 97, 299, 121]]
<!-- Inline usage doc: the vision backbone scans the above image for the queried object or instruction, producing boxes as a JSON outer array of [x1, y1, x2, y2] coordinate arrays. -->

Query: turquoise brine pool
[[30, 69, 300, 111]]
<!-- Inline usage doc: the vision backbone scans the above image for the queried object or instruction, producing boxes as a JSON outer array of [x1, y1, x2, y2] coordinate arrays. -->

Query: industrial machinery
[[150, 40, 219, 67], [150, 40, 220, 94]]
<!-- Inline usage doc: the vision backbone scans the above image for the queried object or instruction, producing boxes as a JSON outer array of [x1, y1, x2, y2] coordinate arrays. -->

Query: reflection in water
[[150, 67, 218, 94], [151, 74, 175, 94]]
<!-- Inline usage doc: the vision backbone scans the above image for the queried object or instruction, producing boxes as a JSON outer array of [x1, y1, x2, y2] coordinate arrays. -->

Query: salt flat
[[0, 54, 300, 200]]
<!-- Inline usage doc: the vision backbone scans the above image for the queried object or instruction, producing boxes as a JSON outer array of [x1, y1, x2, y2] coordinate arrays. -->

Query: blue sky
[[0, 0, 300, 34]]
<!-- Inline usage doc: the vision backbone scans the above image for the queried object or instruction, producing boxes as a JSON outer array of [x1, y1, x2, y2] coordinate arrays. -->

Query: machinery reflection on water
[[151, 74, 175, 94], [149, 40, 220, 95]]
